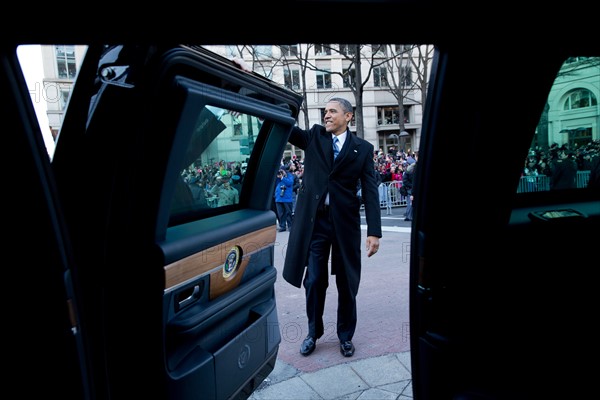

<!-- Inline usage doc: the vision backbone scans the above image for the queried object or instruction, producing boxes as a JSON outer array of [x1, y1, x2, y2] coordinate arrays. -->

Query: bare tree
[[234, 44, 393, 139], [272, 44, 374, 139], [380, 44, 434, 134], [228, 45, 282, 80], [223, 44, 436, 143], [233, 44, 315, 132], [276, 44, 313, 130], [297, 44, 380, 139], [340, 44, 368, 139]]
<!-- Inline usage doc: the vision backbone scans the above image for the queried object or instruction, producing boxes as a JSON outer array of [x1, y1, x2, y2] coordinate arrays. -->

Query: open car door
[[8, 44, 302, 399]]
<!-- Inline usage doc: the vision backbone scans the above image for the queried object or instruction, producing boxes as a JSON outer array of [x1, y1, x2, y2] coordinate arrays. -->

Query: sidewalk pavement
[[249, 223, 413, 399], [249, 350, 413, 400]]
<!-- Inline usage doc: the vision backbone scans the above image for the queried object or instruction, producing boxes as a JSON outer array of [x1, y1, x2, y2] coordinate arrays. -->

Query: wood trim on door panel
[[164, 225, 276, 291]]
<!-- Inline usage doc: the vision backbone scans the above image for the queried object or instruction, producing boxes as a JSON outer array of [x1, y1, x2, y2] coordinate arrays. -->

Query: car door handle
[[176, 284, 202, 311]]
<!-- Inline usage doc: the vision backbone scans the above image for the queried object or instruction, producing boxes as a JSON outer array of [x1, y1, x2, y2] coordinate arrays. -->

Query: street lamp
[[398, 131, 410, 153]]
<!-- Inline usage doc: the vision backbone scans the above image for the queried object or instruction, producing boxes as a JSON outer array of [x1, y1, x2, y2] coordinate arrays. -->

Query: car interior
[[4, 1, 599, 399]]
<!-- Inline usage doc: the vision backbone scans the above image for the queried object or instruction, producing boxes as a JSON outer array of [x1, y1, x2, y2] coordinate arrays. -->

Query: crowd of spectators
[[372, 146, 417, 185], [522, 139, 600, 189], [278, 146, 418, 198], [179, 138, 599, 212], [181, 159, 245, 207]]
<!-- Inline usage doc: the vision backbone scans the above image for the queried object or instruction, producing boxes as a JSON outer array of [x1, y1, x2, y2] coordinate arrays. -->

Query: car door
[[410, 43, 600, 399], [3, 43, 91, 399], [10, 43, 302, 399]]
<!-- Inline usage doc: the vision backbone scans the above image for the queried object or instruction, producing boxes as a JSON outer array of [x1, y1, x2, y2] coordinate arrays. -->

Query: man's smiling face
[[324, 101, 351, 135]]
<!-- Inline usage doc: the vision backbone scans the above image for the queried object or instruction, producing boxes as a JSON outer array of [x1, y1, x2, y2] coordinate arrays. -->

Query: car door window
[[170, 105, 260, 217], [519, 56, 599, 193]]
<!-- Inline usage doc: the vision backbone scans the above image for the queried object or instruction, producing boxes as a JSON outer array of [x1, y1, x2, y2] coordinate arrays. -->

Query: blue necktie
[[333, 136, 340, 159]]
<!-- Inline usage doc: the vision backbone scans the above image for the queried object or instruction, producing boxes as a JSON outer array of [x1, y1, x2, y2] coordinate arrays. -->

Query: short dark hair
[[329, 97, 353, 114]]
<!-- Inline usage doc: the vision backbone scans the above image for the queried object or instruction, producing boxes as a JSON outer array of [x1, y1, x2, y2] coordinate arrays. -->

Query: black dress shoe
[[277, 228, 286, 232], [340, 340, 355, 357], [300, 336, 316, 356]]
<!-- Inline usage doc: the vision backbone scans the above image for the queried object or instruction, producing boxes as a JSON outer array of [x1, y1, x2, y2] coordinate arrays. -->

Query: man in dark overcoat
[[282, 97, 382, 358]]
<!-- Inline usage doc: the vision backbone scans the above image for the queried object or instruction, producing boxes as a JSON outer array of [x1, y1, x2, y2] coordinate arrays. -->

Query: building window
[[60, 88, 70, 111], [343, 68, 355, 88], [371, 44, 387, 57], [563, 127, 593, 148], [316, 70, 332, 89], [44, 81, 72, 110], [401, 65, 413, 86], [374, 66, 388, 87], [563, 88, 597, 110], [255, 45, 272, 58], [393, 44, 414, 53], [314, 44, 331, 56], [55, 45, 77, 79], [280, 45, 298, 57], [284, 69, 300, 91], [377, 106, 410, 125], [377, 106, 399, 125], [339, 44, 356, 56]]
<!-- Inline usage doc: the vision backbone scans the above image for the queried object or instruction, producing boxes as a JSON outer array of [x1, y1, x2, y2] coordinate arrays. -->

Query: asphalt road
[[363, 206, 412, 228]]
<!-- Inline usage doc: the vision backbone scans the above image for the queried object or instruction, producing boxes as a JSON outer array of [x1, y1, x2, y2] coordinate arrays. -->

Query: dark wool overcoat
[[282, 125, 382, 288]]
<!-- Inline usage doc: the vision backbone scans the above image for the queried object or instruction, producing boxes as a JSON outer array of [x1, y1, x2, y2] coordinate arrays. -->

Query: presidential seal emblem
[[223, 246, 241, 279]]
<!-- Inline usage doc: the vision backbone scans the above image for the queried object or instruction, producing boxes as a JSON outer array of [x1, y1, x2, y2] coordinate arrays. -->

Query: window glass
[[401, 65, 412, 86], [339, 44, 355, 56], [343, 68, 355, 88], [371, 44, 387, 57], [170, 105, 261, 219], [280, 45, 298, 57], [374, 66, 387, 87], [284, 69, 300, 90], [519, 56, 600, 192], [255, 45, 273, 58], [316, 70, 332, 89], [314, 44, 331, 56], [55, 45, 77, 79]]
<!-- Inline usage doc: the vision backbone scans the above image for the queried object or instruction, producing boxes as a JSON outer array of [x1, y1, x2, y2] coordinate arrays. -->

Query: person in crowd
[[271, 185, 280, 226], [549, 146, 577, 190], [210, 174, 239, 206], [282, 97, 382, 358], [288, 162, 301, 214], [379, 164, 392, 183], [523, 152, 543, 192], [187, 176, 209, 208], [274, 167, 294, 232], [231, 174, 242, 194], [402, 154, 417, 221], [389, 164, 403, 204], [587, 152, 600, 188]]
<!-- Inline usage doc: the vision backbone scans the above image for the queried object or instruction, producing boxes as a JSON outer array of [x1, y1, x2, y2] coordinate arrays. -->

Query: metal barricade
[[517, 171, 590, 193], [361, 181, 408, 212]]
